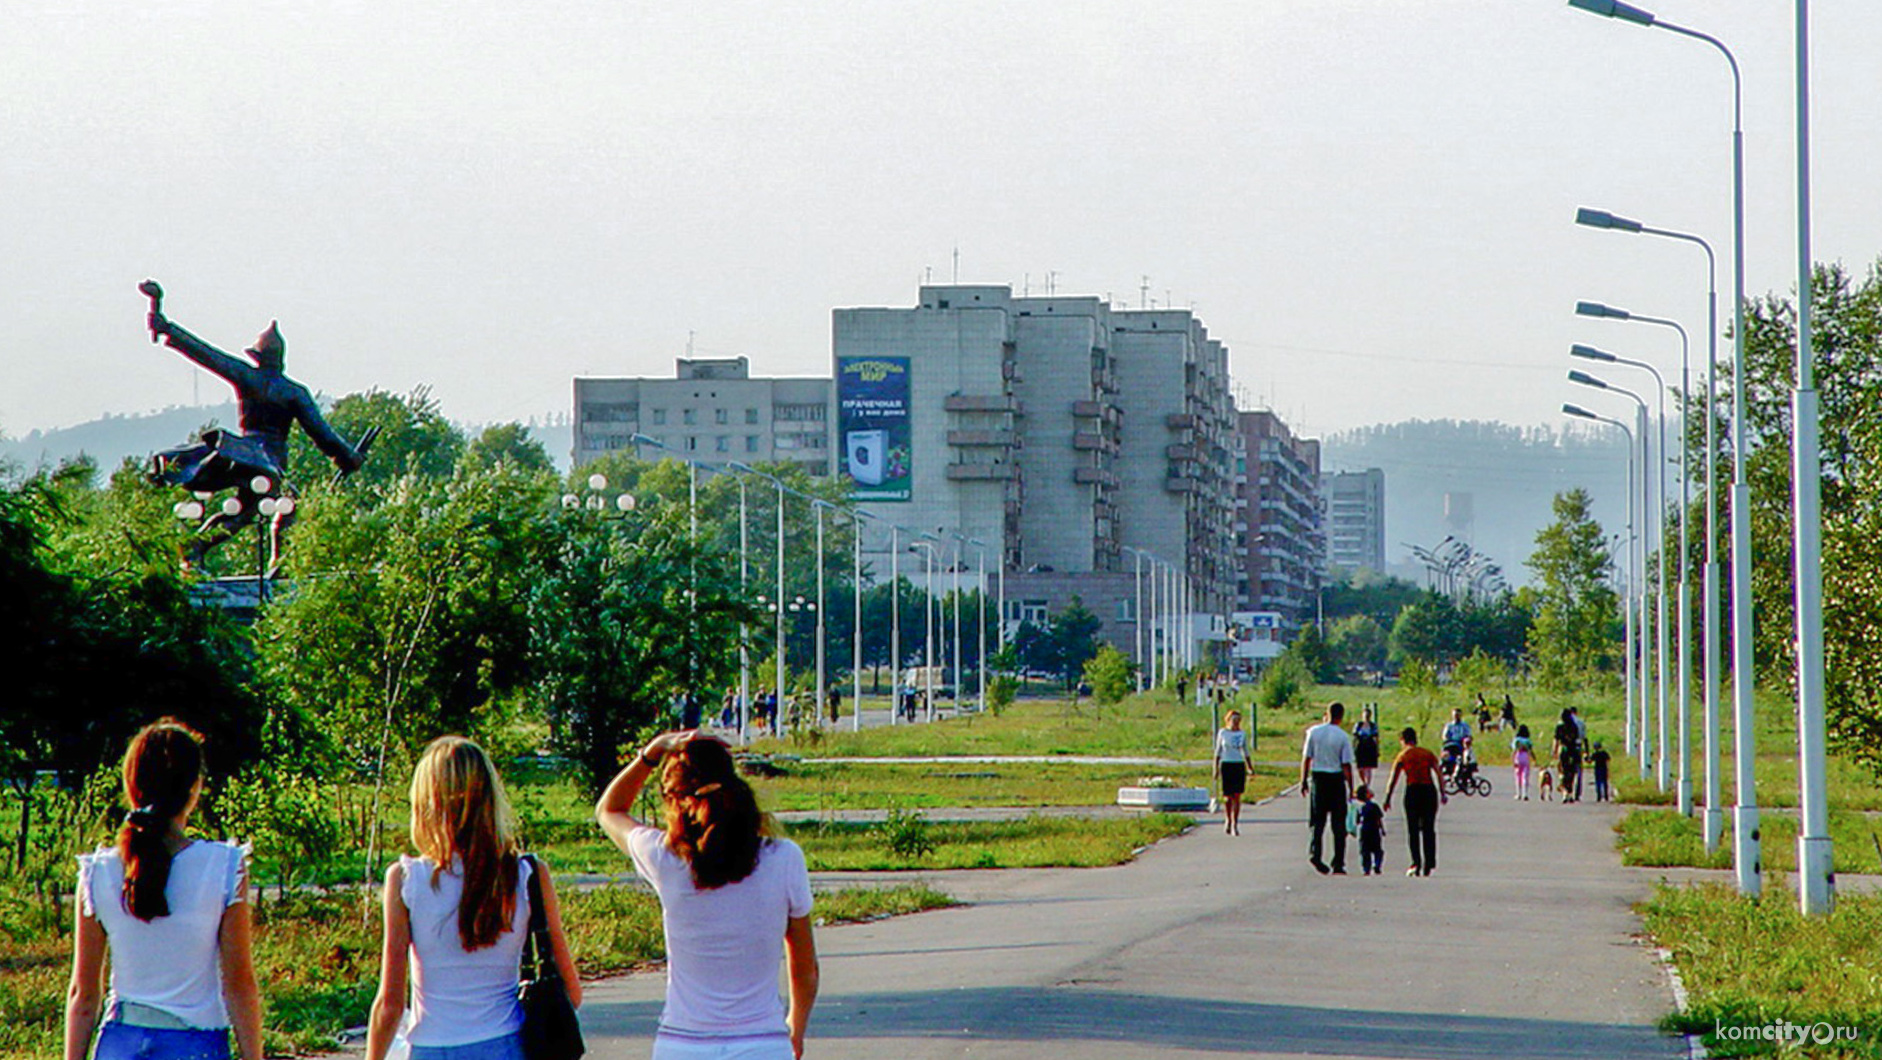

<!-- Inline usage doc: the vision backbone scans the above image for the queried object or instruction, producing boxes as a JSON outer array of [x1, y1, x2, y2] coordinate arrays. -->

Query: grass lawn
[[1616, 808, 1882, 875], [0, 882, 954, 1060], [749, 759, 1289, 812], [786, 812, 1194, 871], [1642, 880, 1882, 1057]]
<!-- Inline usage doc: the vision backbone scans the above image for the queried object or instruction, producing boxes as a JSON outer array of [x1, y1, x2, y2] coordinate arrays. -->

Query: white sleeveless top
[[399, 854, 533, 1046], [76, 839, 249, 1029]]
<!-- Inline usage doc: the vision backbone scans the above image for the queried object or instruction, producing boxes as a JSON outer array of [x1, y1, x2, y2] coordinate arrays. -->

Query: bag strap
[[521, 854, 559, 983]]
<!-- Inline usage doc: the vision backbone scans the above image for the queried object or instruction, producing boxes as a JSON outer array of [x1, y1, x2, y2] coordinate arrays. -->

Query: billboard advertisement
[[837, 356, 912, 501]]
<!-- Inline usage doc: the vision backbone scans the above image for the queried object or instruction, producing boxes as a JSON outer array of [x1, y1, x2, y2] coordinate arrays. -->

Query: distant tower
[[1443, 491, 1475, 545]]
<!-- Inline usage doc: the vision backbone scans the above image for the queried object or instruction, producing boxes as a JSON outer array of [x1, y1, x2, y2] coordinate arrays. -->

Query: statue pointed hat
[[250, 321, 286, 365]]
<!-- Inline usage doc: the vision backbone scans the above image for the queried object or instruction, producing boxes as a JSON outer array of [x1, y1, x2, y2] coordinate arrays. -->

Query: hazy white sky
[[4, 1, 1877, 446]]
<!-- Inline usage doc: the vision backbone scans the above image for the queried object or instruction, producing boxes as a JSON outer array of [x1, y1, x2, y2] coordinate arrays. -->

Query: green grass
[[1617, 808, 1882, 875], [1643, 880, 1882, 1057], [787, 813, 1193, 871], [751, 691, 1227, 759], [747, 759, 1289, 812]]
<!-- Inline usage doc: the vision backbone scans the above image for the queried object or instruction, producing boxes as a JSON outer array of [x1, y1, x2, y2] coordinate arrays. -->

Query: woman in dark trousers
[[1553, 708, 1584, 805], [1382, 727, 1447, 877]]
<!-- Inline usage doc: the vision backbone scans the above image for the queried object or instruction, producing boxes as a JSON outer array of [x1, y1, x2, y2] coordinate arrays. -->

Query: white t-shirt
[[399, 854, 533, 1047], [1301, 722, 1355, 774], [76, 839, 249, 1029], [1214, 729, 1249, 764], [627, 825, 813, 1038]]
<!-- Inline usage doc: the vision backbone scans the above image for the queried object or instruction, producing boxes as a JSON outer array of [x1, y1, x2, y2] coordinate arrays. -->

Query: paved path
[[576, 791, 1685, 1059]]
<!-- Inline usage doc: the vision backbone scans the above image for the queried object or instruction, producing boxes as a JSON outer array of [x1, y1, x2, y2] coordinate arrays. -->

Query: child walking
[[1510, 724, 1534, 801], [1355, 785, 1386, 876], [1590, 741, 1612, 802]]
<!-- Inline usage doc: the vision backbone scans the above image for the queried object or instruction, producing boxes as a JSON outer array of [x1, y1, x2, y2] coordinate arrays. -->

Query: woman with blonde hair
[[65, 717, 262, 1060], [597, 730, 819, 1060], [368, 736, 581, 1060]]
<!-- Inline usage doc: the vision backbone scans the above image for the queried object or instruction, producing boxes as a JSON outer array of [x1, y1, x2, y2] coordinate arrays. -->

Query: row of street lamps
[[1561, 0, 1830, 913]]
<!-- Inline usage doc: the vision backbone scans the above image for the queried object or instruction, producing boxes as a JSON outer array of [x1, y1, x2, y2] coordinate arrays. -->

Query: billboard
[[837, 356, 912, 501]]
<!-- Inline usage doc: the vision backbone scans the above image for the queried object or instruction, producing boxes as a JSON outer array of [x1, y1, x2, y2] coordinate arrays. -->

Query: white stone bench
[[1115, 786, 1211, 812]]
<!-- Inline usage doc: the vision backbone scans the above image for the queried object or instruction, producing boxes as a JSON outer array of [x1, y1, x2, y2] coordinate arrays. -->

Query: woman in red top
[[1382, 727, 1447, 877]]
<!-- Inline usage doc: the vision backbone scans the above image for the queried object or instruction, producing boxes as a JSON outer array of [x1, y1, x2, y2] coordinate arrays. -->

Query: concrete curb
[[1653, 946, 1708, 1060]]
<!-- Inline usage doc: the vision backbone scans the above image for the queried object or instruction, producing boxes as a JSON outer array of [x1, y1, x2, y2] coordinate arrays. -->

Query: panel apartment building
[[831, 284, 1237, 647], [572, 357, 832, 475], [1323, 467, 1387, 572], [1236, 410, 1324, 629]]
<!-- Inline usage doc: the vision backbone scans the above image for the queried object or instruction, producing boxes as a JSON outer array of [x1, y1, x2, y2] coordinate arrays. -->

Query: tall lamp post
[[1572, 343, 1670, 794], [969, 538, 989, 713], [1568, 0, 1759, 903], [1570, 368, 1655, 780], [730, 462, 788, 728], [1564, 403, 1638, 751], [912, 537, 941, 720], [948, 532, 967, 713], [1578, 304, 1696, 815], [1123, 546, 1148, 690], [1576, 208, 1724, 848]]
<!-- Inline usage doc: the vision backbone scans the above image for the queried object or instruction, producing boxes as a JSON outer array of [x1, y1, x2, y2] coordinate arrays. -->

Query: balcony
[[1071, 399, 1104, 418], [1167, 413, 1199, 430], [947, 463, 1018, 481], [1166, 444, 1197, 461], [1073, 467, 1120, 488], [947, 429, 1015, 448], [1165, 476, 1197, 493], [945, 394, 1020, 414], [1073, 432, 1116, 453]]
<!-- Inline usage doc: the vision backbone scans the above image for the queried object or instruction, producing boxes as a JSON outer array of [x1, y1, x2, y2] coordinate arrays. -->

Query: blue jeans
[[94, 1021, 231, 1060], [411, 1032, 525, 1060]]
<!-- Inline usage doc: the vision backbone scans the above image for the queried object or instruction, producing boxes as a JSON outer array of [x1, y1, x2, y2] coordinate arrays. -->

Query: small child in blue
[[1355, 784, 1386, 876], [1590, 741, 1612, 802]]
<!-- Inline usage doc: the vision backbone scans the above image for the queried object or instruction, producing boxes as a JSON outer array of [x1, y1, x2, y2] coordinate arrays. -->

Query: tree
[[460, 422, 555, 476], [287, 387, 465, 491], [1049, 597, 1104, 689], [1283, 623, 1338, 684], [1083, 645, 1134, 706], [1524, 488, 1618, 688], [1327, 614, 1388, 676]]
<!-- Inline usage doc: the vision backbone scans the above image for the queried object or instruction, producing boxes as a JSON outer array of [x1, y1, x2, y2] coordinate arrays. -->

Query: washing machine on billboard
[[846, 429, 888, 487]]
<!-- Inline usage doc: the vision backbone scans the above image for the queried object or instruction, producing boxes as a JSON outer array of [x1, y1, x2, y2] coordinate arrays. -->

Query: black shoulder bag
[[519, 855, 585, 1060]]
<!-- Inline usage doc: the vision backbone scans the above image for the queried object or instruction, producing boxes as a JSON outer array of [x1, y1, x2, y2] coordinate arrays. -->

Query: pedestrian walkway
[[575, 791, 1685, 1059]]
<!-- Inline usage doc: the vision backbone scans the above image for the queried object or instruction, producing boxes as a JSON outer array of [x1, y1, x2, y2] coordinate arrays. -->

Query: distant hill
[[1321, 419, 1639, 588], [3, 404, 573, 479]]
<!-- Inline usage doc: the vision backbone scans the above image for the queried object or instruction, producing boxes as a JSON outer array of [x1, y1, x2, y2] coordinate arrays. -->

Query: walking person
[[1553, 709, 1585, 806], [1590, 741, 1612, 803], [65, 718, 262, 1060], [1352, 705, 1381, 789], [1500, 694, 1518, 733], [597, 731, 820, 1060], [1382, 727, 1447, 877], [366, 736, 582, 1060], [1510, 724, 1535, 801], [1355, 785, 1386, 876], [1213, 710, 1253, 836], [1299, 702, 1356, 875]]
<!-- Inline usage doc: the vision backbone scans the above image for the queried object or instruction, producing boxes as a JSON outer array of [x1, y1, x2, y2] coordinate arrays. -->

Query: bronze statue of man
[[143, 280, 367, 569]]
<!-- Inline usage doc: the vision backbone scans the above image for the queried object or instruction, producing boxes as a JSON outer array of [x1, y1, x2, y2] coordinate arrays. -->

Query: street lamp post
[[1570, 368, 1654, 781], [1564, 404, 1638, 759], [730, 462, 788, 733], [1578, 304, 1696, 815], [1124, 547, 1147, 690], [949, 533, 966, 714], [968, 538, 989, 713], [813, 500, 828, 727], [911, 538, 941, 720], [852, 509, 864, 733], [1573, 343, 1670, 795], [1568, 0, 1759, 903], [1576, 207, 1726, 851]]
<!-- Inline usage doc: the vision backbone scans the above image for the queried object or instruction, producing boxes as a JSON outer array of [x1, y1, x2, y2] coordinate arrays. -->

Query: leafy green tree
[[1524, 488, 1618, 688], [1283, 623, 1338, 684], [1321, 568, 1423, 629], [1083, 644, 1134, 706], [461, 422, 555, 476], [1255, 655, 1311, 712], [1049, 597, 1104, 689], [286, 387, 464, 491], [1327, 614, 1388, 676]]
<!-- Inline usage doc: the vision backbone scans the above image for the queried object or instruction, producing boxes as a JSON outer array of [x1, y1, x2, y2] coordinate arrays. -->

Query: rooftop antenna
[[925, 265, 933, 285], [686, 330, 695, 358], [1139, 275, 1150, 309], [952, 246, 960, 283], [1047, 270, 1059, 296], [1023, 273, 1030, 297]]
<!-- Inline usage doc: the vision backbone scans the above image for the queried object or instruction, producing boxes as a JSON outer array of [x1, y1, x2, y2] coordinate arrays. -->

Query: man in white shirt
[[1299, 702, 1356, 875]]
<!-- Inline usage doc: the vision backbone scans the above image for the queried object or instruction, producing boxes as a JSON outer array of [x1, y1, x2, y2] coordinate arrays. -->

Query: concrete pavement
[[576, 791, 1686, 1059]]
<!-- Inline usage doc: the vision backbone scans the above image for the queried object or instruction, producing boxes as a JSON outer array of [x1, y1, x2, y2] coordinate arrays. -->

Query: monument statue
[[142, 280, 371, 571]]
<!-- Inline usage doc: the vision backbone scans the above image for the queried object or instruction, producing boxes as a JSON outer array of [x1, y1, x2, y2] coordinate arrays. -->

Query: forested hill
[[1321, 418, 1638, 587], [2, 404, 573, 476]]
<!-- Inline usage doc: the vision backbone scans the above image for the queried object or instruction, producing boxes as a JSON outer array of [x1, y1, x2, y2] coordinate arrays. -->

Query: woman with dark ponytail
[[65, 718, 262, 1060], [597, 731, 819, 1060]]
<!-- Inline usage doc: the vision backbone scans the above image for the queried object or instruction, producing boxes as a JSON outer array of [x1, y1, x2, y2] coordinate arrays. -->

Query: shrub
[[877, 807, 935, 860]]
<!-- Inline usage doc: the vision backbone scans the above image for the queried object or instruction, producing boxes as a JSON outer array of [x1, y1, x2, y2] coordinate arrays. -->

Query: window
[[715, 409, 729, 425], [773, 403, 826, 422], [775, 435, 799, 450], [652, 408, 667, 425], [582, 402, 637, 423], [686, 436, 698, 451], [745, 435, 760, 453], [1118, 598, 1138, 623], [716, 435, 730, 452], [683, 409, 698, 426], [805, 433, 825, 449], [1019, 600, 1049, 625], [746, 408, 760, 424]]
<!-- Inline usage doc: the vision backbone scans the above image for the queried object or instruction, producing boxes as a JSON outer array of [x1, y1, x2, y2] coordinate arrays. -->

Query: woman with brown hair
[[367, 736, 581, 1060], [65, 718, 262, 1060], [596, 730, 819, 1060]]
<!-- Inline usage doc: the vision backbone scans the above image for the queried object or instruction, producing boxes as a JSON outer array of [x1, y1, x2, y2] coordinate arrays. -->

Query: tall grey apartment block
[[1236, 410, 1324, 628], [833, 285, 1235, 631], [572, 357, 832, 475], [1323, 467, 1387, 572]]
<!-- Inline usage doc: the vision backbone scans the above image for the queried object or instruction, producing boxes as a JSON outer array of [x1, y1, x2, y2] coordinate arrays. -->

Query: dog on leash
[[1538, 766, 1557, 802]]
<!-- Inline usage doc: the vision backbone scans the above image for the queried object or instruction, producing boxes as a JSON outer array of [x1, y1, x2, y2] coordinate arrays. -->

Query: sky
[[4, 1, 1878, 448]]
